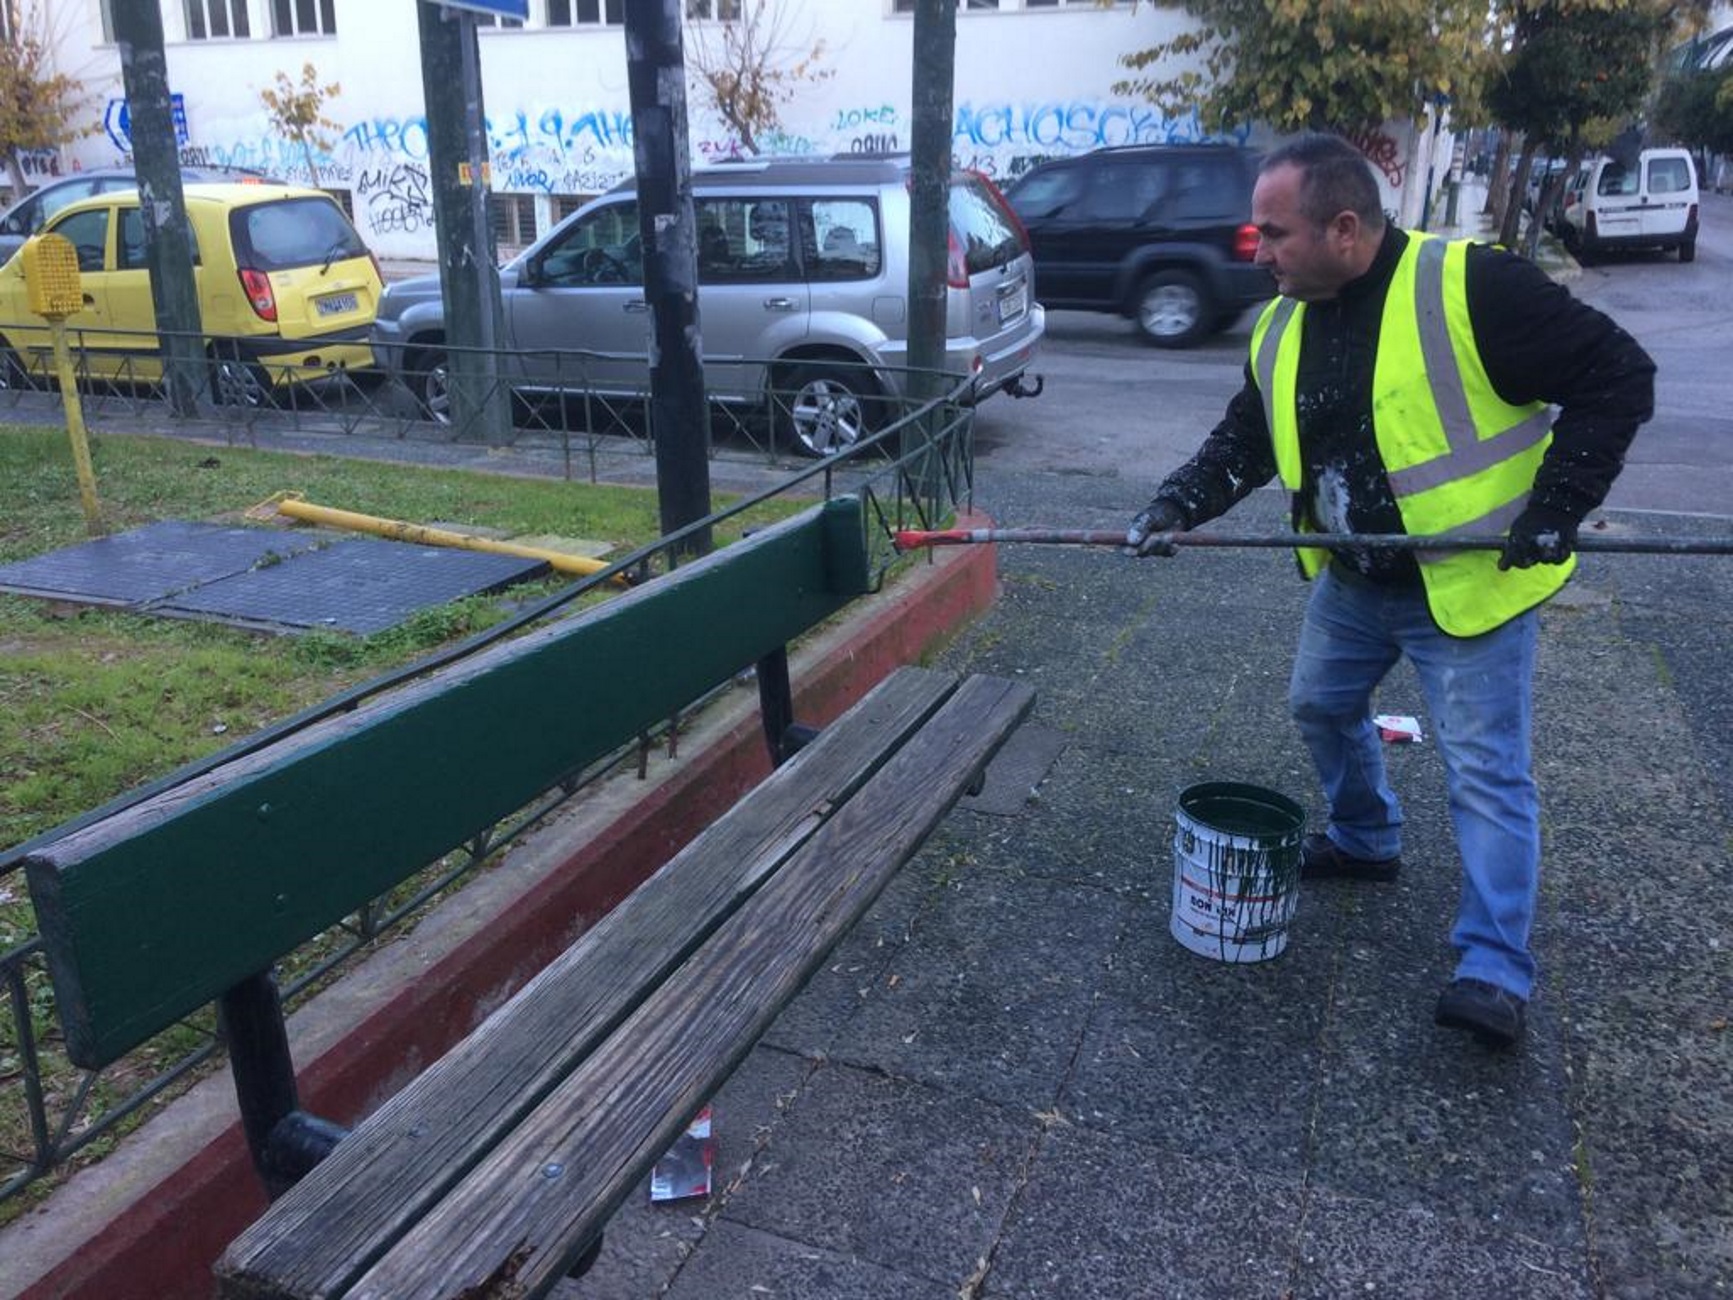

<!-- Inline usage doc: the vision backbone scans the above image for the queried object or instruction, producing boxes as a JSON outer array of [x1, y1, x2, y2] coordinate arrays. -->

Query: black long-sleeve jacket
[[1152, 226, 1657, 583]]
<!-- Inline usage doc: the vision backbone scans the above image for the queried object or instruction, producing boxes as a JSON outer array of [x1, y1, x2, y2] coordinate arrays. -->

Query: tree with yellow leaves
[[260, 62, 342, 189], [0, 0, 100, 198], [687, 0, 834, 157]]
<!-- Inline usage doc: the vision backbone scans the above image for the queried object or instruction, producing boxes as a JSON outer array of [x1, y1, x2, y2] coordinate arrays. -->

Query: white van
[[1558, 147, 1700, 263]]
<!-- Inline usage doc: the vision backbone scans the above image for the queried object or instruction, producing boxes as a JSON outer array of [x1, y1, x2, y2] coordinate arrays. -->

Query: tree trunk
[[1499, 137, 1540, 248], [1484, 132, 1516, 221]]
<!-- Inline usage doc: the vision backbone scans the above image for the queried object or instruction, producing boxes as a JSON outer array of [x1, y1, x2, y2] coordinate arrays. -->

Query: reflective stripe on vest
[[1251, 234, 1573, 636]]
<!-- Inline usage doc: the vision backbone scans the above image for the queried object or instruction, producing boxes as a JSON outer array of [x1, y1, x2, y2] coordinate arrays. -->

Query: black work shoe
[[1435, 978, 1527, 1049], [1299, 832, 1401, 882]]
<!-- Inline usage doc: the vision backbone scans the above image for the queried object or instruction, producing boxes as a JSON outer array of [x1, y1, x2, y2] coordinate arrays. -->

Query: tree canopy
[[1115, 0, 1499, 136]]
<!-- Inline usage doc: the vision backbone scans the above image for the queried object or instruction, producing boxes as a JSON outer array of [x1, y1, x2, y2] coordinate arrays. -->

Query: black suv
[[1004, 144, 1273, 348]]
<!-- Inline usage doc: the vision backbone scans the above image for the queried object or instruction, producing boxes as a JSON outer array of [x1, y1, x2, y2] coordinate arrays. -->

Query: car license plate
[[998, 279, 1027, 324], [316, 292, 359, 317]]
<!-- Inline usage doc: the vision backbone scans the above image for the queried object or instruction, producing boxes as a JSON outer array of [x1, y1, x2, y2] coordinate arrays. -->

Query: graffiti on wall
[[357, 162, 434, 235], [1342, 125, 1405, 187], [120, 95, 1249, 254]]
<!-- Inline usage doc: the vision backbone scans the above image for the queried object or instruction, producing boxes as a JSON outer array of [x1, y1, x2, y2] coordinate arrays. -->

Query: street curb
[[0, 524, 999, 1300]]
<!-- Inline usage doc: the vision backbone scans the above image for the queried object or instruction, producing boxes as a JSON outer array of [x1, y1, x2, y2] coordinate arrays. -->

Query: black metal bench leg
[[755, 646, 818, 768], [220, 971, 348, 1199]]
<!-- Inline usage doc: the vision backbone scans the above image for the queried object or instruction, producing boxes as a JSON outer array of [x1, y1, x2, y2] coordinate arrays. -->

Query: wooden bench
[[23, 496, 1032, 1299]]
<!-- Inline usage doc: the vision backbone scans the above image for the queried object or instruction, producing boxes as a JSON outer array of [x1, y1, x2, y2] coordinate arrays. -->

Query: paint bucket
[[1170, 782, 1305, 962]]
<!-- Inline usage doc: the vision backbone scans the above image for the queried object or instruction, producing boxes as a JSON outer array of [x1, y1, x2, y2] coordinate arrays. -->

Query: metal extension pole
[[892, 527, 1733, 556]]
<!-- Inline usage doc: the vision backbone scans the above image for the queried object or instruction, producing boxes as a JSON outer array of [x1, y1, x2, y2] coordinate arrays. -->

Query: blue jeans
[[1288, 567, 1541, 999]]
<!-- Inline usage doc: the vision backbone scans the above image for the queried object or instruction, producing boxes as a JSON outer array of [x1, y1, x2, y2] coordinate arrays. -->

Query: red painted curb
[[1, 526, 997, 1300]]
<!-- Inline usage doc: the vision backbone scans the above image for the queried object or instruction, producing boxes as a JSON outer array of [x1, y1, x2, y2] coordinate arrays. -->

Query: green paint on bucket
[[1170, 781, 1306, 962]]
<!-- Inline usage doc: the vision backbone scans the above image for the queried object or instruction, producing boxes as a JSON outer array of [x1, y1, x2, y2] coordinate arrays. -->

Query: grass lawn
[[0, 419, 803, 898], [1, 420, 817, 1220]]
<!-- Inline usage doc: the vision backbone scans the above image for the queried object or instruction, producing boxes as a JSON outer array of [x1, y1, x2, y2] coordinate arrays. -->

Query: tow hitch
[[1005, 372, 1045, 399]]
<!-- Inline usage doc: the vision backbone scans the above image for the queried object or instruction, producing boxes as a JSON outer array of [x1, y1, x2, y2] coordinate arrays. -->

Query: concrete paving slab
[[1293, 1194, 1593, 1299], [822, 864, 1128, 1111], [986, 1123, 1304, 1299], [661, 1220, 956, 1300], [1064, 896, 1334, 1177], [714, 1062, 1039, 1286]]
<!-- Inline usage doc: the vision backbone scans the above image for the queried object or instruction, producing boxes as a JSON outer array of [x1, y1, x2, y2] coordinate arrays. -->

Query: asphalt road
[[972, 190, 1733, 524]]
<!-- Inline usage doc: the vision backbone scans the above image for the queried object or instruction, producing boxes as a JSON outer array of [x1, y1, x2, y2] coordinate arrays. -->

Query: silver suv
[[371, 157, 1045, 454]]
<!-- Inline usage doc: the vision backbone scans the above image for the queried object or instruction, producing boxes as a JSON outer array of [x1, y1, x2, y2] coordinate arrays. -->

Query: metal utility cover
[[151, 540, 549, 635], [0, 520, 316, 606]]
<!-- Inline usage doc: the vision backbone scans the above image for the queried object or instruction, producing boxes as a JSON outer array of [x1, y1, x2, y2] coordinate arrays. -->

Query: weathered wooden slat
[[342, 674, 1035, 1300], [213, 666, 964, 1300], [27, 498, 870, 1070]]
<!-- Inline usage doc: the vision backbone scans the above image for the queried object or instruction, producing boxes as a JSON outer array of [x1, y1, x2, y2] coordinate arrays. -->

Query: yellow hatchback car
[[0, 182, 382, 404]]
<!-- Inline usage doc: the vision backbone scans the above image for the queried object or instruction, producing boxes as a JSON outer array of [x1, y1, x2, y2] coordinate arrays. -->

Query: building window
[[185, 0, 250, 40], [685, 0, 741, 17], [490, 194, 539, 252], [271, 0, 336, 37], [892, 1, 1000, 10], [548, 0, 625, 26], [473, 12, 525, 27]]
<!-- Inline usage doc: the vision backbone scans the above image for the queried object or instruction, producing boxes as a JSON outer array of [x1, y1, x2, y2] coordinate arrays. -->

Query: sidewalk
[[560, 475, 1730, 1298]]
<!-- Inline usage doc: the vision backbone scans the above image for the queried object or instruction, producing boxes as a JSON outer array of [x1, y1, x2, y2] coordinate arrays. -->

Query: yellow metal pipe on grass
[[273, 496, 615, 579]]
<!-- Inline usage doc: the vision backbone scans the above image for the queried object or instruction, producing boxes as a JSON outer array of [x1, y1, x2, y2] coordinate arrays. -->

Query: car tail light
[[1688, 202, 1698, 225], [1586, 212, 1598, 239], [238, 267, 277, 322], [369, 252, 384, 284], [946, 229, 968, 289], [1232, 223, 1260, 262]]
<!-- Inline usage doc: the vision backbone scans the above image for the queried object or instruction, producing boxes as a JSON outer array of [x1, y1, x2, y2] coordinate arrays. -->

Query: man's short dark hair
[[1262, 134, 1387, 232]]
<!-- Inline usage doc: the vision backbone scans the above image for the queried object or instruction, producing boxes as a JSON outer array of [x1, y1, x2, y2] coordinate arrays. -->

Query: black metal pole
[[414, 3, 511, 444], [624, 0, 712, 557], [109, 0, 203, 417], [905, 0, 957, 503]]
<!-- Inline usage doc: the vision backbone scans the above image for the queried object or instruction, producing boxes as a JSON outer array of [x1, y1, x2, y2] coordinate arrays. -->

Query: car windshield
[[230, 197, 367, 271], [950, 175, 1025, 274]]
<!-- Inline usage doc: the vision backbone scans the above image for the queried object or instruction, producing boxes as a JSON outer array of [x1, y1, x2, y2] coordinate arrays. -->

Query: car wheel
[[1679, 236, 1696, 264], [776, 363, 877, 457], [210, 345, 272, 409], [407, 346, 451, 424], [1135, 270, 1210, 348]]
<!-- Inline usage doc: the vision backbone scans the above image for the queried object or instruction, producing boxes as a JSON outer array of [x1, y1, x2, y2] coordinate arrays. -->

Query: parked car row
[[1554, 147, 1700, 263], [2, 144, 1283, 453], [372, 154, 1045, 455], [0, 182, 382, 404], [1002, 143, 1273, 348]]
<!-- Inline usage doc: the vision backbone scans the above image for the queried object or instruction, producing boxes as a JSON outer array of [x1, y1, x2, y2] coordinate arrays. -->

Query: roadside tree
[[1489, 1, 1677, 253], [1114, 0, 1498, 139], [686, 0, 834, 157], [259, 63, 342, 188], [0, 0, 99, 197], [1652, 61, 1733, 181]]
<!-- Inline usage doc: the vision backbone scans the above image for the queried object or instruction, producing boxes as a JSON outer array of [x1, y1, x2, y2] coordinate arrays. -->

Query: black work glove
[[1124, 498, 1188, 557], [1499, 505, 1579, 571]]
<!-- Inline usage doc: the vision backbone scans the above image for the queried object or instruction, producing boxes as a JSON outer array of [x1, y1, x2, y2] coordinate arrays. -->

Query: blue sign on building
[[103, 94, 190, 153], [422, 0, 531, 18]]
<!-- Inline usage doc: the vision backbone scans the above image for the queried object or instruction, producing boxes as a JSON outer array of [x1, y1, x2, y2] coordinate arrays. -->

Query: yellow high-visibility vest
[[1250, 233, 1572, 637]]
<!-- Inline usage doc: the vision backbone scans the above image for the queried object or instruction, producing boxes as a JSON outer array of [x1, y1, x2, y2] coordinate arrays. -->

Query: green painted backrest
[[26, 498, 871, 1069]]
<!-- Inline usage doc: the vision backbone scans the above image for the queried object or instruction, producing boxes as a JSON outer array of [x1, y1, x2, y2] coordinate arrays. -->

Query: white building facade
[[18, 0, 1433, 260]]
